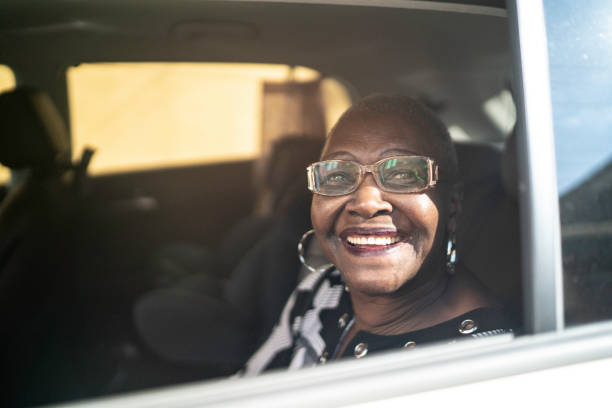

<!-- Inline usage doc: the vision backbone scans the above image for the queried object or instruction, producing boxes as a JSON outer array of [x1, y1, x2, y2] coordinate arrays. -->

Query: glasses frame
[[306, 155, 439, 196]]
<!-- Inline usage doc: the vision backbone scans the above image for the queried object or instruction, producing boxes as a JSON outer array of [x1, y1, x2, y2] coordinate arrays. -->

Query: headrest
[[0, 87, 69, 169], [454, 142, 501, 185], [264, 134, 324, 193], [256, 134, 324, 214]]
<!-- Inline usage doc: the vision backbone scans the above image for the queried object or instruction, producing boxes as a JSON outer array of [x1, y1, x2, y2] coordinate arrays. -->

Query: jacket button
[[403, 341, 416, 349], [338, 313, 350, 329], [459, 319, 478, 335], [354, 342, 368, 358], [319, 351, 329, 364]]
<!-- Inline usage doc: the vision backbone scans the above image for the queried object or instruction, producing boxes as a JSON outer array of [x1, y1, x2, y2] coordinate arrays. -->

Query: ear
[[447, 182, 463, 234]]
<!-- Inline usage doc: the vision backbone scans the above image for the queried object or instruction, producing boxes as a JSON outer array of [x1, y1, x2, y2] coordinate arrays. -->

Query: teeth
[[346, 235, 401, 246]]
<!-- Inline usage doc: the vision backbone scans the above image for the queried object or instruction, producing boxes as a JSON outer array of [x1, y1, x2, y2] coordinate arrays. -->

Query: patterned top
[[240, 267, 515, 376]]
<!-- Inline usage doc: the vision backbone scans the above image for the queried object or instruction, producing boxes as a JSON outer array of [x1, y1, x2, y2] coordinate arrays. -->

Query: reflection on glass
[[544, 0, 612, 324]]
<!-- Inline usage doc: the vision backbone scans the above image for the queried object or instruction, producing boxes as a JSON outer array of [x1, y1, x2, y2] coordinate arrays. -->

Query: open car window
[[1, 0, 611, 407], [1, 1, 520, 405]]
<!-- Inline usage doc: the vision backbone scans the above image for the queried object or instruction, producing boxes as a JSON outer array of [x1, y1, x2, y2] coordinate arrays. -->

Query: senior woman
[[240, 94, 515, 375]]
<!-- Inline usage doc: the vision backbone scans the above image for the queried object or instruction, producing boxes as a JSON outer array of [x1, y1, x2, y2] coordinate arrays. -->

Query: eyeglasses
[[306, 155, 439, 196]]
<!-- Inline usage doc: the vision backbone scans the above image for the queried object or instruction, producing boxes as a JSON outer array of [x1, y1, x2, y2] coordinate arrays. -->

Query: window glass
[[0, 64, 16, 185], [67, 63, 350, 175], [543, 1, 612, 324]]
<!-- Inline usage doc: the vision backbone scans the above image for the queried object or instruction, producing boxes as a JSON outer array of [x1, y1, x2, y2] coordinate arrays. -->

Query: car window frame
[[508, 0, 564, 333], [56, 321, 612, 408]]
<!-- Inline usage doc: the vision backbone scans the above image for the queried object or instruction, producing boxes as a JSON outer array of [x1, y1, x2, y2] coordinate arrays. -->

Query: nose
[[345, 174, 392, 218]]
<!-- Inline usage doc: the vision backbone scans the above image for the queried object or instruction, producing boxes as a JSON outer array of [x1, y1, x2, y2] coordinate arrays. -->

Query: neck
[[350, 266, 450, 335]]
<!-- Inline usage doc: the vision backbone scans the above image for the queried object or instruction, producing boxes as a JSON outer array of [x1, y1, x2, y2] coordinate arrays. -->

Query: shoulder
[[410, 306, 517, 344], [239, 266, 346, 375], [291, 267, 346, 316], [457, 307, 518, 334]]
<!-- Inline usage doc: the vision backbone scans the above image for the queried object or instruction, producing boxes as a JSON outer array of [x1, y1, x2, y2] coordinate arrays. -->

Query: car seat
[[134, 136, 322, 370], [0, 87, 101, 406], [455, 132, 522, 316]]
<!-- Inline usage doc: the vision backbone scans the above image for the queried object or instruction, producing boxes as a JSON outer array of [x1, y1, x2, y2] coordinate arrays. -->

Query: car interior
[[0, 1, 528, 406]]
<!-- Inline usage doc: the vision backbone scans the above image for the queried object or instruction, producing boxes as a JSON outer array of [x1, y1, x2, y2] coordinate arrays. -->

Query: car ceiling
[[0, 0, 512, 144]]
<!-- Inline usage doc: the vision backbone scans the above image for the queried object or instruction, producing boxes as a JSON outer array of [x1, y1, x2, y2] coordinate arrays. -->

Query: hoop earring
[[298, 229, 333, 274], [446, 236, 457, 275]]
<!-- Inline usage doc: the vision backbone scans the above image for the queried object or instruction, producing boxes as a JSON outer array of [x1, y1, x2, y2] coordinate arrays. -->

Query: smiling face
[[311, 108, 450, 297]]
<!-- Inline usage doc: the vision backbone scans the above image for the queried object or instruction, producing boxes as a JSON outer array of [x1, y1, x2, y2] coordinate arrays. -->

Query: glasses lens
[[378, 157, 429, 192], [312, 160, 360, 196]]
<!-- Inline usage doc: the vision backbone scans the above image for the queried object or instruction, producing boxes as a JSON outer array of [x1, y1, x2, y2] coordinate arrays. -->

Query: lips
[[339, 227, 407, 255]]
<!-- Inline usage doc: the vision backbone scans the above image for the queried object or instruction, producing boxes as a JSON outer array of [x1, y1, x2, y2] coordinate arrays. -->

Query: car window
[[0, 64, 16, 185], [67, 62, 351, 175], [543, 0, 612, 325], [1, 1, 548, 406], [7, 1, 612, 405]]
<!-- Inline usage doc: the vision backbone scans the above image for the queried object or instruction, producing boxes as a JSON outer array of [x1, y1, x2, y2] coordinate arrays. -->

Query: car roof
[[0, 0, 511, 143]]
